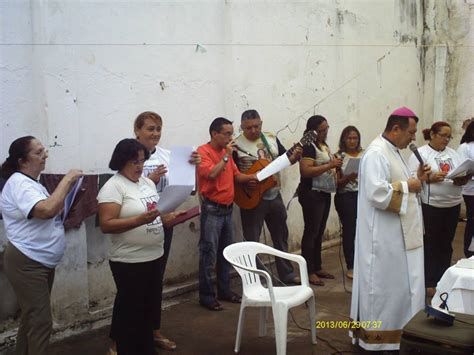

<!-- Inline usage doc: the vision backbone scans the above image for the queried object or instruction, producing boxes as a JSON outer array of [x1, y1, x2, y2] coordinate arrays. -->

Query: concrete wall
[[1, 0, 471, 344]]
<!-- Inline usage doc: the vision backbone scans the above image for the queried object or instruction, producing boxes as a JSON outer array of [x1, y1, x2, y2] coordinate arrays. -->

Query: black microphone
[[409, 143, 424, 165]]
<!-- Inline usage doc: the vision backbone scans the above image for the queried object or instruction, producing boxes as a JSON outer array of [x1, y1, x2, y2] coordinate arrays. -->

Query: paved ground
[[1, 222, 468, 355]]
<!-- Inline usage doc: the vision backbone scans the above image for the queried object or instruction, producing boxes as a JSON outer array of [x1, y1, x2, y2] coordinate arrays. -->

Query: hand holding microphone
[[409, 143, 431, 182]]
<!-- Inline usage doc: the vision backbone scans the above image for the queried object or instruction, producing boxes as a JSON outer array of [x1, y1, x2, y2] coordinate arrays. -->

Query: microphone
[[234, 145, 256, 158], [409, 143, 424, 165]]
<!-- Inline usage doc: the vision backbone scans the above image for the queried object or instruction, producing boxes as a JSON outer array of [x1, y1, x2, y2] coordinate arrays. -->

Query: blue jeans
[[199, 200, 234, 305]]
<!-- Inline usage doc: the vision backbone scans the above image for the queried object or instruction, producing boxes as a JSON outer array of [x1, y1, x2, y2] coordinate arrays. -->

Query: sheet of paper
[[156, 185, 194, 214], [256, 154, 291, 181], [446, 158, 474, 179], [343, 158, 360, 175], [63, 176, 84, 222], [168, 146, 195, 186]]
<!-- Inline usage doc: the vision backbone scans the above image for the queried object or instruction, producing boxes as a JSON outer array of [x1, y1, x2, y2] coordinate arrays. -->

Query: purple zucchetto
[[390, 106, 418, 119]]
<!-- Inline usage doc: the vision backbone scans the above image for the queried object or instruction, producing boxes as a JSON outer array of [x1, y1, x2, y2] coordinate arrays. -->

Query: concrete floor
[[2, 222, 468, 355]]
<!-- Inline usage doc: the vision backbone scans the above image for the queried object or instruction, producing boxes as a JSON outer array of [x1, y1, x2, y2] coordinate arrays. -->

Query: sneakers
[[346, 269, 354, 279], [154, 336, 177, 351]]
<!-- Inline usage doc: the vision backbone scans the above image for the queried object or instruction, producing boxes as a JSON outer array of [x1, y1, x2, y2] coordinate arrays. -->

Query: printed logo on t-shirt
[[435, 157, 454, 173], [140, 196, 160, 227]]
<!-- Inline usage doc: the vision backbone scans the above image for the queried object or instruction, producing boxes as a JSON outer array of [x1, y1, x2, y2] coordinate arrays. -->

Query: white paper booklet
[[343, 158, 360, 175], [446, 159, 474, 179]]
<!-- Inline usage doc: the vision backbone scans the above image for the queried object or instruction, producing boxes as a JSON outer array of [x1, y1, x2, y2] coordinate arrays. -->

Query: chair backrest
[[224, 241, 277, 291]]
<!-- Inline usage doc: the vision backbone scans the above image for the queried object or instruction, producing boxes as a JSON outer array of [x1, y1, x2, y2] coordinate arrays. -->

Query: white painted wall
[[1, 0, 471, 340]]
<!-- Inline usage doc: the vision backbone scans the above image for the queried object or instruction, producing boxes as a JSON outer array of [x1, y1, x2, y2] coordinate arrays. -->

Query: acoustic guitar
[[234, 130, 318, 209]]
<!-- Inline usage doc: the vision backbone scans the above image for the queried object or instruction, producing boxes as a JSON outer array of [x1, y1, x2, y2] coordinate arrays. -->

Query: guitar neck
[[285, 142, 303, 157]]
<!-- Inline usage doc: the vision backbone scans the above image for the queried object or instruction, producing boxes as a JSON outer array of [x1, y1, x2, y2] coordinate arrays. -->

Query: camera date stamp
[[315, 320, 382, 329]]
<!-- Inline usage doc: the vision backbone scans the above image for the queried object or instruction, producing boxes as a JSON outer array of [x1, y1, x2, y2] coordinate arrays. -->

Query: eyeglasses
[[436, 133, 453, 141], [130, 159, 146, 166], [29, 149, 48, 157]]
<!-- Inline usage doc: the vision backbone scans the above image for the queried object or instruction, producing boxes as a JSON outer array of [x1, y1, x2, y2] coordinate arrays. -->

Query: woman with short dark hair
[[0, 136, 82, 355], [98, 138, 185, 355]]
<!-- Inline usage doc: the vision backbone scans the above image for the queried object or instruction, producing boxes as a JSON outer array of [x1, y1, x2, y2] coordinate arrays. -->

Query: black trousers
[[462, 195, 474, 258], [422, 203, 460, 288], [334, 191, 358, 270], [109, 258, 161, 355], [152, 226, 173, 330], [298, 189, 331, 273]]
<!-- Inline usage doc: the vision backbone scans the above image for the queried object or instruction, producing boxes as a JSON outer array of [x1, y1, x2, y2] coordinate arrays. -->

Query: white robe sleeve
[[362, 148, 408, 214]]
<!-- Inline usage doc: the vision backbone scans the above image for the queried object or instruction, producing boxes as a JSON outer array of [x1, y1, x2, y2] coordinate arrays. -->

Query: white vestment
[[349, 135, 425, 351]]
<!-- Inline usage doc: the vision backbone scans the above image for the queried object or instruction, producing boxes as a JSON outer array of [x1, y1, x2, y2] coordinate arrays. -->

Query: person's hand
[[330, 157, 343, 169], [138, 208, 160, 225], [429, 171, 447, 183], [161, 210, 187, 227], [346, 172, 358, 181], [407, 177, 422, 193], [189, 151, 201, 165], [148, 164, 167, 183], [453, 174, 471, 186], [417, 163, 431, 182], [290, 145, 303, 164], [246, 179, 258, 190], [225, 140, 236, 156], [65, 169, 84, 183]]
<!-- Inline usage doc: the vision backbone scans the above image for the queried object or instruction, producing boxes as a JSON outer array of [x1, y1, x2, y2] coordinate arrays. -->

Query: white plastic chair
[[223, 241, 316, 355]]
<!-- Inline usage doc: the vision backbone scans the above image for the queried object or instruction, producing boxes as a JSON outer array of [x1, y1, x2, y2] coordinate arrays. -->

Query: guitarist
[[234, 109, 302, 284]]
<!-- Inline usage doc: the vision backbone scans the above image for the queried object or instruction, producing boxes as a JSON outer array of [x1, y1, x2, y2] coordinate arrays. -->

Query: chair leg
[[272, 304, 288, 355], [308, 296, 317, 344], [234, 304, 246, 353], [258, 307, 267, 337]]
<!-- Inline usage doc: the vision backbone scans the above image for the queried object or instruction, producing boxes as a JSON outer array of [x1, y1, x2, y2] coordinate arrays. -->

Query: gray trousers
[[4, 242, 55, 355], [239, 193, 296, 282]]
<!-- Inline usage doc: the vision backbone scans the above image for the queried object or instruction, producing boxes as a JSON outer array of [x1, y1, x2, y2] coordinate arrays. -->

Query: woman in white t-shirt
[[0, 136, 82, 355], [408, 122, 469, 297], [98, 139, 184, 355], [132, 111, 200, 351], [457, 121, 474, 258]]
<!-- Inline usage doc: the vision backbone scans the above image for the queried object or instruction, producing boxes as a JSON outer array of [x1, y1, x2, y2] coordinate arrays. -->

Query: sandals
[[218, 292, 242, 304], [309, 274, 325, 286], [199, 299, 224, 311], [154, 336, 177, 351], [316, 270, 335, 279]]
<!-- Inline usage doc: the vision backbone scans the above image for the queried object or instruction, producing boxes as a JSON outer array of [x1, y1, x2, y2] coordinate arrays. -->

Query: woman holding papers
[[457, 121, 474, 258], [298, 115, 343, 286], [408, 121, 469, 297], [133, 111, 200, 351], [98, 139, 186, 355], [334, 126, 364, 280], [0, 136, 82, 355]]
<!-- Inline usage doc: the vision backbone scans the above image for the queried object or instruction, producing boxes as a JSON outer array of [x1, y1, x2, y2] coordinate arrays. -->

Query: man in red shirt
[[197, 117, 256, 311]]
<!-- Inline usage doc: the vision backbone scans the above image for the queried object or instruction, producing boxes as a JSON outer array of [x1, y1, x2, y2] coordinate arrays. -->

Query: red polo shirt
[[197, 143, 239, 205]]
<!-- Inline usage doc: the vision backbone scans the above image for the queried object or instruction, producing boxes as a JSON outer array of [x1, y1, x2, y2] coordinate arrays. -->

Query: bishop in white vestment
[[350, 107, 430, 351]]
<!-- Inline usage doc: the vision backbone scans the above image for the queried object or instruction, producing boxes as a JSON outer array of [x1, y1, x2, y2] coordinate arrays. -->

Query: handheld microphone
[[234, 145, 256, 159], [409, 143, 424, 165]]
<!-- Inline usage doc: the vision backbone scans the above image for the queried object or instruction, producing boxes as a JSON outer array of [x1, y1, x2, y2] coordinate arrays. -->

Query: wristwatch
[[222, 154, 229, 163]]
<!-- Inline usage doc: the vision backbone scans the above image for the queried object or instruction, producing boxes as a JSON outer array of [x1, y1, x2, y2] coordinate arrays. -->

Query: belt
[[203, 198, 233, 210]]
